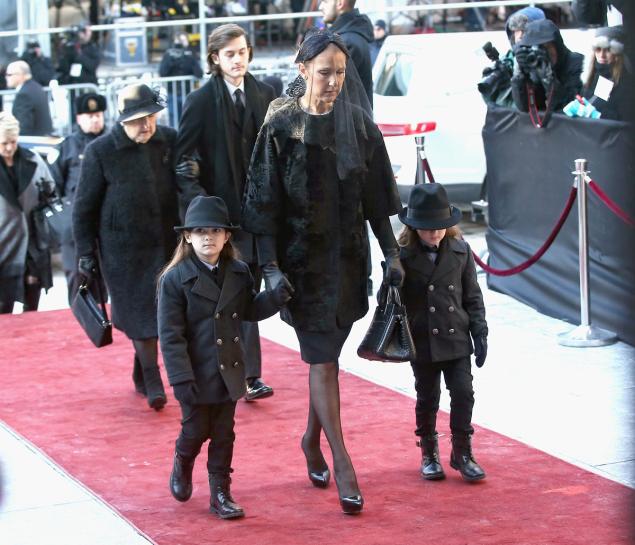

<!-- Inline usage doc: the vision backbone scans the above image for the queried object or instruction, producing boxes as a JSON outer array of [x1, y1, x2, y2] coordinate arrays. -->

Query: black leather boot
[[209, 475, 245, 519], [132, 355, 146, 396], [450, 434, 486, 482], [141, 362, 166, 411], [170, 452, 195, 502], [417, 434, 446, 480]]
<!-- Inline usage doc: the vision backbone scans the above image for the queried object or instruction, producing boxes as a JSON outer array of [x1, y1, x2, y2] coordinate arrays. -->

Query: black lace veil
[[286, 28, 372, 180]]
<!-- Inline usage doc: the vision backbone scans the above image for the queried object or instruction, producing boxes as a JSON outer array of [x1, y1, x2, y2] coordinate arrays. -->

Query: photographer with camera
[[56, 23, 100, 86], [20, 40, 55, 87], [478, 7, 545, 107], [511, 19, 583, 121]]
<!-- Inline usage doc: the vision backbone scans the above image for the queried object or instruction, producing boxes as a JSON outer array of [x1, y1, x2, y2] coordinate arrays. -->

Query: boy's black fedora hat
[[398, 183, 462, 230], [174, 196, 239, 232]]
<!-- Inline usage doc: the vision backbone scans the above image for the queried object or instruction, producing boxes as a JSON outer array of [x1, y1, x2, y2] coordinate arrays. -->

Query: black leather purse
[[357, 285, 416, 362], [34, 180, 72, 249], [71, 273, 112, 348]]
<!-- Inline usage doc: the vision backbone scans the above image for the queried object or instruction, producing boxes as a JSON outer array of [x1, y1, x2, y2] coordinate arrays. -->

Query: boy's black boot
[[450, 434, 486, 482], [170, 452, 195, 502], [417, 433, 446, 480], [209, 475, 245, 519]]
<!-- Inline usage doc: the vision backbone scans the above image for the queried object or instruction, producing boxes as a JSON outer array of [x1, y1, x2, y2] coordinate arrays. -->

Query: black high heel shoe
[[339, 495, 364, 515], [301, 436, 331, 488], [334, 466, 364, 515]]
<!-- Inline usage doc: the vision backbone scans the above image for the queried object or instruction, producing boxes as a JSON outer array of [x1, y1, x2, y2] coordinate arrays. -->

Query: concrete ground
[[1, 219, 633, 544]]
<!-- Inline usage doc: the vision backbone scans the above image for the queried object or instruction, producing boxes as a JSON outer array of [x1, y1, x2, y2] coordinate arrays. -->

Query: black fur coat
[[73, 124, 180, 339], [242, 98, 401, 331]]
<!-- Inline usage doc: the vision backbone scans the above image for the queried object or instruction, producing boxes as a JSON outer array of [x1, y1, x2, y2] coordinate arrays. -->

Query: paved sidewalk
[[1, 224, 633, 545]]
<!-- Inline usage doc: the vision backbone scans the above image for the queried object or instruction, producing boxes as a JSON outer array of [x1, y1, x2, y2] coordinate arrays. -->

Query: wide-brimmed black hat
[[117, 83, 164, 123], [76, 92, 107, 115], [174, 196, 238, 232], [398, 183, 462, 230]]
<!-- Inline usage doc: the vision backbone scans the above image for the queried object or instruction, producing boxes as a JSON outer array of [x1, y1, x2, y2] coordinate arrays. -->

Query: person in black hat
[[397, 183, 488, 483], [20, 39, 55, 87], [73, 83, 181, 411], [370, 19, 388, 66], [51, 92, 108, 303], [158, 195, 292, 520]]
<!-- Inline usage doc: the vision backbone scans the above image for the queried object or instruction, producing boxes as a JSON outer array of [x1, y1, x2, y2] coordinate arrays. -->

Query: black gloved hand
[[173, 381, 199, 405], [78, 254, 97, 282], [271, 275, 295, 306], [474, 335, 488, 368], [514, 45, 531, 73], [383, 250, 405, 288], [262, 262, 285, 291], [535, 58, 554, 90], [175, 156, 200, 180]]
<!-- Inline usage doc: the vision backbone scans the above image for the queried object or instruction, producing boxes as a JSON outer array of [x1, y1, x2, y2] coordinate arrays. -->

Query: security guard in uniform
[[50, 92, 107, 302]]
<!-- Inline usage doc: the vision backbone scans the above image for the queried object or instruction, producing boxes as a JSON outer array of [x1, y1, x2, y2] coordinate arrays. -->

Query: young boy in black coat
[[397, 183, 488, 482]]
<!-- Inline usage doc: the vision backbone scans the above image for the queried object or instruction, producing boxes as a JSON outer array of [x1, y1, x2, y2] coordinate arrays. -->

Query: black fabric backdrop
[[483, 107, 635, 346]]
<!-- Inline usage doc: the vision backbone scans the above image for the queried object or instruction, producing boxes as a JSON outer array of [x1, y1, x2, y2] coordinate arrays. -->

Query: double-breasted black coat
[[158, 256, 282, 403], [242, 98, 401, 332], [400, 236, 487, 363], [72, 124, 180, 339], [175, 73, 275, 262]]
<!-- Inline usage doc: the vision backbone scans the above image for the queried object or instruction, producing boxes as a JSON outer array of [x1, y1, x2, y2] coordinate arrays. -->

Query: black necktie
[[234, 88, 245, 126]]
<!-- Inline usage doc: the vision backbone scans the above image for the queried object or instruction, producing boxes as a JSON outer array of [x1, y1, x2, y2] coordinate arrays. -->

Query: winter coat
[[330, 9, 375, 108], [0, 147, 54, 300], [511, 19, 584, 113], [175, 73, 275, 262], [159, 46, 203, 80], [72, 124, 180, 339], [20, 52, 55, 87], [400, 236, 487, 364], [158, 255, 282, 403], [242, 97, 401, 332], [583, 62, 635, 122], [57, 41, 100, 85], [12, 79, 53, 136]]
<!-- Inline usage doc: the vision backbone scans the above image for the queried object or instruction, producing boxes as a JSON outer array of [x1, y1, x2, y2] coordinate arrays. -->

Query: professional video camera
[[60, 24, 85, 50], [477, 42, 513, 101]]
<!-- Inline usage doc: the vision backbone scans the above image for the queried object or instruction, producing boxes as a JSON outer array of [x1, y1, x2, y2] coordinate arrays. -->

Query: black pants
[[175, 401, 237, 477], [410, 356, 474, 437]]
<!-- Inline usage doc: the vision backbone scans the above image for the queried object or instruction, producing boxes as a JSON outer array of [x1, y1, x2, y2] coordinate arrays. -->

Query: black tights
[[301, 361, 360, 497], [0, 277, 41, 314], [132, 338, 158, 369]]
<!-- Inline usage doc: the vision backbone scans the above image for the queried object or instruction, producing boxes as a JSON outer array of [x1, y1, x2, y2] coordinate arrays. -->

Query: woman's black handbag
[[71, 273, 112, 348], [34, 180, 72, 249], [357, 285, 416, 362]]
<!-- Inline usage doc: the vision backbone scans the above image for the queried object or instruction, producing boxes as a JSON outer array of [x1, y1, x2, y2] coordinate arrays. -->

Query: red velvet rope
[[472, 186, 578, 276], [422, 157, 436, 184], [587, 177, 635, 227]]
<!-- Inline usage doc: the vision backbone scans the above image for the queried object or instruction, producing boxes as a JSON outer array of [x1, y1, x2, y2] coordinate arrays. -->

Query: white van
[[373, 29, 592, 204]]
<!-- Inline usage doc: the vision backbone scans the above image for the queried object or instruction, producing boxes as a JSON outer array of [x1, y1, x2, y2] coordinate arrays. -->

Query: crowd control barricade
[[481, 107, 635, 346]]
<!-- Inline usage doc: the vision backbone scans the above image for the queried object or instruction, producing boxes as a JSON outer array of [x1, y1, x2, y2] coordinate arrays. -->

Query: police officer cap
[[76, 93, 107, 115]]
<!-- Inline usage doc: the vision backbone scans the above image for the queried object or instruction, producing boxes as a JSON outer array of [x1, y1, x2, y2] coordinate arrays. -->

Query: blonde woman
[[0, 112, 55, 313]]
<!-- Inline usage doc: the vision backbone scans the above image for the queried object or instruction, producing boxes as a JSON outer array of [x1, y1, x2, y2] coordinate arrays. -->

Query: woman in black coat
[[73, 84, 181, 410], [242, 30, 404, 514], [0, 112, 54, 313]]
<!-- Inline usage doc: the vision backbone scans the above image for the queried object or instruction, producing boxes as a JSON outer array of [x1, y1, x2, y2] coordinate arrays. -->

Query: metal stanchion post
[[415, 135, 426, 184], [558, 158, 618, 347]]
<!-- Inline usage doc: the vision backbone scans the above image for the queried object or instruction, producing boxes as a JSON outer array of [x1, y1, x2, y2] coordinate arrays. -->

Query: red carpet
[[1, 309, 633, 545]]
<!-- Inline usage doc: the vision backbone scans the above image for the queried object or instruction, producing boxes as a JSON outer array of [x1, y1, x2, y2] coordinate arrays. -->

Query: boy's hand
[[474, 335, 488, 368]]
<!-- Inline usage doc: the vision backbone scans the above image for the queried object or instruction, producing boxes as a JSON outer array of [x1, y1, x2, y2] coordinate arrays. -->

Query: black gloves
[[175, 155, 200, 180], [262, 262, 286, 291], [78, 254, 98, 282], [173, 381, 199, 405], [271, 275, 294, 306], [473, 335, 488, 368], [370, 217, 405, 288]]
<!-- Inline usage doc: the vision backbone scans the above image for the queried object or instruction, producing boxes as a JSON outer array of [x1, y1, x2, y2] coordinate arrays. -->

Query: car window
[[374, 51, 415, 97]]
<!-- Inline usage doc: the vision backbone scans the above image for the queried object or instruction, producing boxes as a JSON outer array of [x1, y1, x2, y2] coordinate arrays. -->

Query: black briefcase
[[357, 285, 416, 362], [71, 275, 112, 348]]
